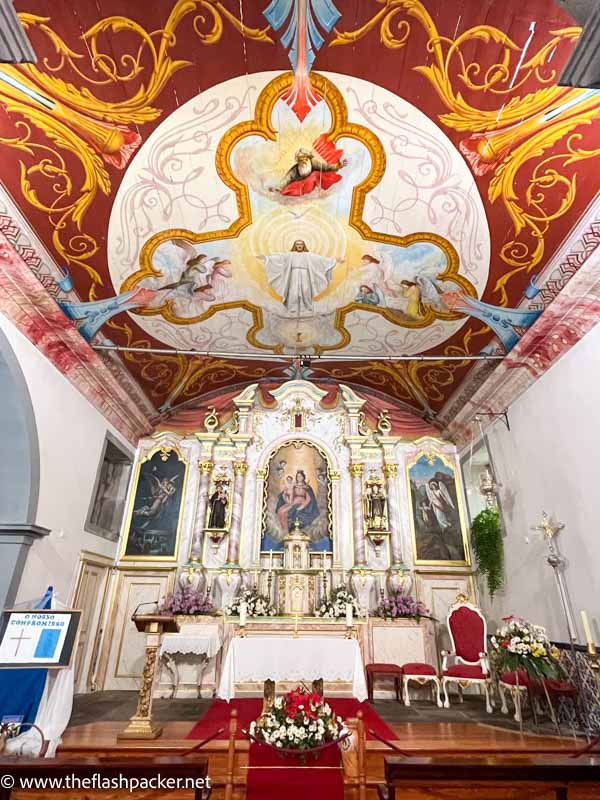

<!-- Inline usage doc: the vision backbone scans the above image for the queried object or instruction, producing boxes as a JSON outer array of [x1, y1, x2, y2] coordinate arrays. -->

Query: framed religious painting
[[261, 440, 333, 553], [120, 446, 188, 561], [407, 451, 471, 567]]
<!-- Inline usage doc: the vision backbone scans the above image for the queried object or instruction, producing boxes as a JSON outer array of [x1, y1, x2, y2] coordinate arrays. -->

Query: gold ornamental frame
[[122, 71, 475, 354], [119, 444, 189, 562], [406, 450, 471, 568], [261, 439, 334, 553]]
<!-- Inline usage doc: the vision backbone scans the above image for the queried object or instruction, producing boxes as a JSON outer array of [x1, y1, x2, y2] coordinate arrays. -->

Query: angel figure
[[416, 275, 448, 312], [424, 479, 455, 531], [159, 239, 232, 299], [134, 472, 179, 528]]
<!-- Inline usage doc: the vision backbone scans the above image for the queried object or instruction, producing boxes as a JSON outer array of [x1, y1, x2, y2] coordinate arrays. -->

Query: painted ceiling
[[1, 0, 599, 425]]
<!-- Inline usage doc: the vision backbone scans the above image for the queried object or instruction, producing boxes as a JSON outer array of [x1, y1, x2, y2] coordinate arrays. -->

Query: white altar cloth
[[160, 629, 222, 658], [217, 636, 367, 701]]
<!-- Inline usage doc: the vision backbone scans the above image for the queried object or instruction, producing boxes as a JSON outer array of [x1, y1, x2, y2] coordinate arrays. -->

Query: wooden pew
[[0, 755, 210, 800], [377, 754, 600, 800]]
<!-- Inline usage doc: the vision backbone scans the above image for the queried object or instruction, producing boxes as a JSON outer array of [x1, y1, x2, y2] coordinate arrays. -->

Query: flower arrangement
[[377, 591, 430, 620], [225, 587, 276, 617], [249, 686, 347, 751], [315, 586, 361, 619], [158, 586, 215, 616], [490, 616, 562, 680]]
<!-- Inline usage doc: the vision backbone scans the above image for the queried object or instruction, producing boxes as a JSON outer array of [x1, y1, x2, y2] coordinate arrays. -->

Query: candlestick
[[293, 612, 300, 639], [581, 610, 597, 655], [269, 549, 273, 572]]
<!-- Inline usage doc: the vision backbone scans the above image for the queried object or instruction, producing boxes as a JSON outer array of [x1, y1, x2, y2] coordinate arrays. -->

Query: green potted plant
[[470, 507, 504, 597]]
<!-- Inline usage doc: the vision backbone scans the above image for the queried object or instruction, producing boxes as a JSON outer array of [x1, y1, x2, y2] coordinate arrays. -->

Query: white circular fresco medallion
[[107, 71, 490, 356]]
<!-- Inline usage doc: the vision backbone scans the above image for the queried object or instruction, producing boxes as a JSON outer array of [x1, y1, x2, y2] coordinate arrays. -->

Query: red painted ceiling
[[1, 0, 597, 423]]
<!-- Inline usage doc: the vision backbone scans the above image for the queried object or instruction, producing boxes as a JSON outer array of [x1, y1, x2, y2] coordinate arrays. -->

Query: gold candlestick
[[293, 613, 300, 639]]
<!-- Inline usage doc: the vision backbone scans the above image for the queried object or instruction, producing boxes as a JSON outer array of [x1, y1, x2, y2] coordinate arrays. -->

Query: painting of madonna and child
[[262, 442, 332, 553], [408, 454, 470, 566]]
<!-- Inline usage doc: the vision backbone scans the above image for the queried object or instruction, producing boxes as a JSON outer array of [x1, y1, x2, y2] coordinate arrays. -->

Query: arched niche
[[254, 432, 343, 564], [0, 327, 39, 524]]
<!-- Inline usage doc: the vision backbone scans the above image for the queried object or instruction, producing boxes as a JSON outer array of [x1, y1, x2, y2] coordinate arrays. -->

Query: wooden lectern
[[118, 614, 179, 740]]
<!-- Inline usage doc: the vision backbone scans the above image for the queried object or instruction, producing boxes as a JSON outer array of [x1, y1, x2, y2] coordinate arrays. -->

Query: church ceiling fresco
[[1, 0, 599, 421]]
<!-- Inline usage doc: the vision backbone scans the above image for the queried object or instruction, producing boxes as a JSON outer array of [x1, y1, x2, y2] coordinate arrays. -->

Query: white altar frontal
[[101, 379, 476, 700], [218, 636, 368, 701]]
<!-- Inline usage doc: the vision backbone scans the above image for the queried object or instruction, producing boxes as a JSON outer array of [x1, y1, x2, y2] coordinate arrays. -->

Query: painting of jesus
[[259, 240, 338, 316], [262, 441, 332, 553]]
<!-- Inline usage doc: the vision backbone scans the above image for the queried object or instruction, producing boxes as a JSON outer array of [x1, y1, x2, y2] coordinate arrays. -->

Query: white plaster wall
[[0, 314, 133, 603], [473, 323, 600, 644]]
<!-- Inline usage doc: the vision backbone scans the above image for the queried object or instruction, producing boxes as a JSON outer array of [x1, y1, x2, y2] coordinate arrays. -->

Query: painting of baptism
[[262, 441, 332, 552]]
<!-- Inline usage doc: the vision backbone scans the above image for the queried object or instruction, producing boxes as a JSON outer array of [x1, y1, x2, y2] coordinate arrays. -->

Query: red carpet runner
[[186, 698, 396, 800]]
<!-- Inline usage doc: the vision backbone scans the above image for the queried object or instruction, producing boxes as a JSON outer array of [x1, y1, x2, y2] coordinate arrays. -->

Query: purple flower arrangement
[[159, 586, 215, 616], [377, 591, 430, 620]]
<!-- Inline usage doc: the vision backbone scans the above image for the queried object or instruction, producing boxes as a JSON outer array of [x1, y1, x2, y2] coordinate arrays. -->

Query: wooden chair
[[441, 597, 494, 712], [365, 663, 403, 702]]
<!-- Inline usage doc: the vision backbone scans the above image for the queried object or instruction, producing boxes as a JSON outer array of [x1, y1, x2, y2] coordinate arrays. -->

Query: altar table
[[217, 636, 368, 701], [159, 627, 222, 698]]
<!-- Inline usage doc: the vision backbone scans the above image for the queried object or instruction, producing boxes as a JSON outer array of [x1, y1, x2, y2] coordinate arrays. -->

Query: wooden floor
[[57, 718, 600, 799], [60, 717, 581, 754]]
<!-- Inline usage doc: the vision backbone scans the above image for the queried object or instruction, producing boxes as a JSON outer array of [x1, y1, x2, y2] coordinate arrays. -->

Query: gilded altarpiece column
[[225, 461, 248, 565], [189, 461, 213, 561], [349, 463, 366, 566]]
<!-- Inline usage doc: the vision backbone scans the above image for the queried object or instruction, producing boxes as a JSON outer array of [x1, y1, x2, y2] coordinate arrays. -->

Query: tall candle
[[581, 610, 595, 647], [239, 600, 247, 627], [346, 603, 353, 627], [269, 549, 273, 572]]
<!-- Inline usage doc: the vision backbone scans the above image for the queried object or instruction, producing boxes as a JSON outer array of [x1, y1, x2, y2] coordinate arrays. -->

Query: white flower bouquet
[[490, 615, 562, 680], [249, 686, 347, 754], [225, 587, 276, 617], [314, 587, 361, 619]]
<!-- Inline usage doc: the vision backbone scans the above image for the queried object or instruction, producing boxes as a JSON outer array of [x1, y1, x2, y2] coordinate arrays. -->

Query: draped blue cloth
[[0, 586, 53, 725]]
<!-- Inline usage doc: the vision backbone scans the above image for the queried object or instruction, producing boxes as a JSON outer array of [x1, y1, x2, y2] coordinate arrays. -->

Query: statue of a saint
[[207, 481, 229, 529], [364, 480, 388, 531]]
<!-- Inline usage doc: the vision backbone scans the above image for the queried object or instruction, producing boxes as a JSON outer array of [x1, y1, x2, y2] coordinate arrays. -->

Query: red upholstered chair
[[365, 663, 403, 702], [402, 662, 442, 707], [530, 676, 583, 733], [499, 669, 531, 722], [441, 597, 494, 713]]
